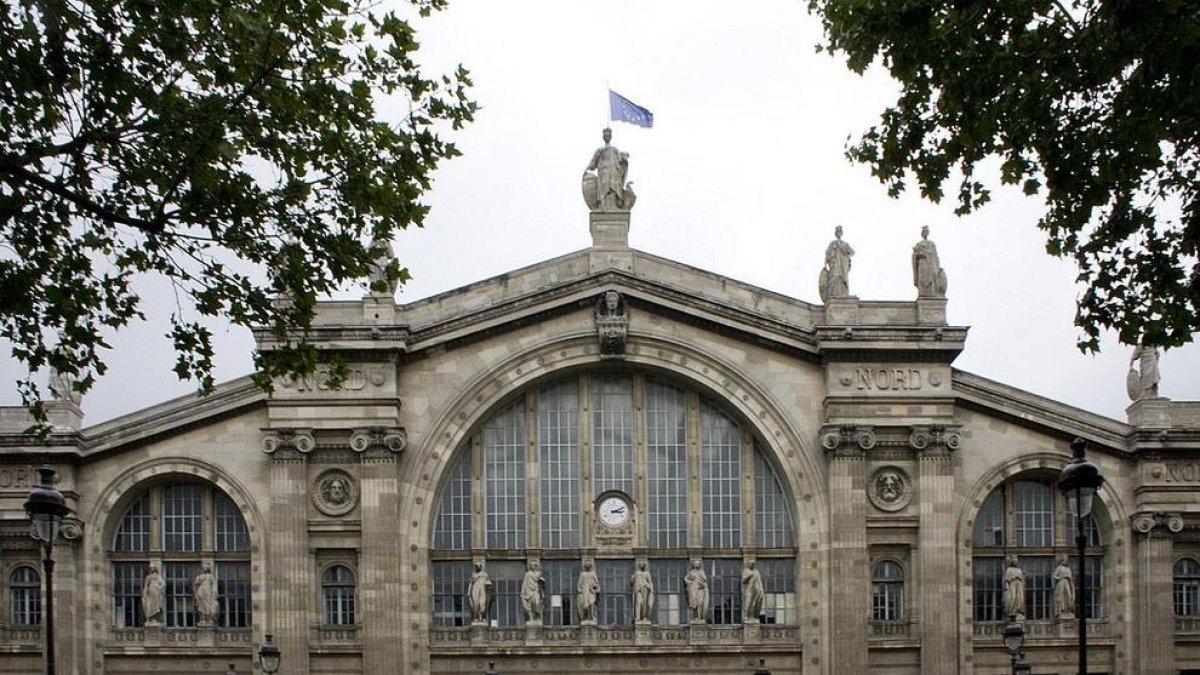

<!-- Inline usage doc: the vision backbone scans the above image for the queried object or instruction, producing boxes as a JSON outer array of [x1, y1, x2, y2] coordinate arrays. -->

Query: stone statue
[[595, 290, 629, 358], [631, 560, 654, 624], [582, 128, 636, 212], [577, 559, 600, 624], [1127, 342, 1161, 400], [818, 226, 854, 302], [193, 566, 217, 624], [1004, 555, 1025, 619], [142, 565, 165, 626], [912, 225, 948, 298], [684, 559, 709, 623], [520, 560, 545, 624], [742, 560, 764, 623], [48, 365, 82, 405], [1053, 555, 1075, 619], [365, 236, 399, 296], [468, 561, 494, 625]]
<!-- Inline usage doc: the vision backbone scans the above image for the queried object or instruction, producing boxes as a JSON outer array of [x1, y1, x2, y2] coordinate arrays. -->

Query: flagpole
[[603, 79, 610, 131]]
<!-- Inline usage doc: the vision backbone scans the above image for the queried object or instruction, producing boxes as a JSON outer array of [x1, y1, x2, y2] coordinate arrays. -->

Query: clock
[[597, 493, 632, 528]]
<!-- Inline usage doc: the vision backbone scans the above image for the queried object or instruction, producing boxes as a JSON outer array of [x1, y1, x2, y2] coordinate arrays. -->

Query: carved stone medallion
[[313, 469, 358, 516], [868, 467, 913, 512]]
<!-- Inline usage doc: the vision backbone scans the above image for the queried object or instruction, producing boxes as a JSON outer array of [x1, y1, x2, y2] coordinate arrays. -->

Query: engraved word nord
[[855, 368, 923, 391]]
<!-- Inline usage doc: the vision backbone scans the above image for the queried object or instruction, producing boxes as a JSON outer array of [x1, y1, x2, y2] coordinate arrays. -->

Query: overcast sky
[[2, 0, 1197, 425]]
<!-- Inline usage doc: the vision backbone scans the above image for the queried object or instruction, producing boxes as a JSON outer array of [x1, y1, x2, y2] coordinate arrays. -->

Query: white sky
[[2, 0, 1197, 424]]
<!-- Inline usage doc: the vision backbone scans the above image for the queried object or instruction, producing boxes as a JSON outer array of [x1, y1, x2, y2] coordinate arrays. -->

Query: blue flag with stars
[[609, 90, 653, 128]]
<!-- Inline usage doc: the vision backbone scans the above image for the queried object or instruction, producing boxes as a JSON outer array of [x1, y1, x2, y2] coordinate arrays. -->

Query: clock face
[[597, 495, 631, 528]]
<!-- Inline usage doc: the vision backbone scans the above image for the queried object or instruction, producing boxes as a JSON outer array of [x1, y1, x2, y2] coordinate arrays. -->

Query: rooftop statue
[[582, 128, 636, 212], [1127, 342, 1161, 401], [912, 225, 948, 298], [818, 226, 854, 302]]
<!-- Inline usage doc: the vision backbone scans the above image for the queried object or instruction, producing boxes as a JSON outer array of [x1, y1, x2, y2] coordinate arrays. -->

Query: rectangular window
[[596, 559, 634, 626], [431, 561, 472, 627], [10, 568, 41, 625], [162, 484, 203, 552], [646, 381, 688, 549], [701, 403, 741, 549], [755, 452, 793, 548], [972, 557, 1004, 621], [1014, 481, 1053, 548], [758, 558, 797, 625], [541, 559, 581, 626], [592, 375, 634, 498], [540, 381, 580, 549], [216, 562, 251, 628], [706, 558, 742, 625], [484, 402, 527, 550], [487, 560, 526, 627], [651, 559, 689, 626], [1072, 556, 1103, 619], [1021, 556, 1054, 620], [114, 493, 150, 552], [164, 561, 200, 627], [213, 492, 249, 552], [112, 562, 148, 628], [433, 455, 472, 551]]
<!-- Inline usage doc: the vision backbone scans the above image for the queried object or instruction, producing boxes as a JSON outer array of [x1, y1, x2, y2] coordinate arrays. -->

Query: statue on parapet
[[582, 128, 636, 212], [818, 226, 854, 302], [912, 225, 948, 298], [1127, 342, 1161, 401]]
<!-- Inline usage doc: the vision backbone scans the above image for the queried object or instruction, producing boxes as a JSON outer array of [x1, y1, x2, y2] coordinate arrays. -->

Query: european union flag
[[609, 90, 653, 128]]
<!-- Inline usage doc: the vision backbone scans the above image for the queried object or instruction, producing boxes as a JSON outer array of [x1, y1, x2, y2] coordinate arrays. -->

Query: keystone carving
[[261, 428, 316, 454], [595, 291, 629, 359], [349, 427, 407, 453]]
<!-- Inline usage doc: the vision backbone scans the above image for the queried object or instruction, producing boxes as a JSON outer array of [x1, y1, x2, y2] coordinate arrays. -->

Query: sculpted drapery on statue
[[468, 561, 494, 625], [193, 566, 217, 624], [1053, 555, 1075, 619], [142, 565, 165, 626], [742, 560, 764, 623], [1004, 555, 1026, 619], [577, 559, 600, 624], [1127, 342, 1161, 400], [631, 560, 655, 624], [685, 559, 709, 623], [818, 226, 854, 302], [521, 560, 546, 624], [912, 225, 948, 298], [582, 128, 636, 212]]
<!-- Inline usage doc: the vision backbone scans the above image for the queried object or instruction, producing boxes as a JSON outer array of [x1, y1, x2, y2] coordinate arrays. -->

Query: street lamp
[[484, 662, 499, 675], [24, 466, 69, 675], [1058, 437, 1105, 675], [258, 633, 281, 674], [1002, 614, 1032, 675], [753, 658, 773, 675]]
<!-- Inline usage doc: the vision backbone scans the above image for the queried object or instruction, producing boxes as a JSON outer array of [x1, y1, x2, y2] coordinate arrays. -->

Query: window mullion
[[527, 391, 540, 550], [471, 435, 484, 551], [687, 390, 701, 549], [580, 374, 593, 548], [633, 374, 647, 547], [741, 428, 755, 550]]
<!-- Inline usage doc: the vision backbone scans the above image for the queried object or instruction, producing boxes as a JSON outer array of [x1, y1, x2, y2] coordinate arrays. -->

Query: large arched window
[[1175, 558, 1200, 616], [9, 565, 41, 626], [972, 478, 1105, 622], [109, 482, 251, 628], [431, 372, 797, 628]]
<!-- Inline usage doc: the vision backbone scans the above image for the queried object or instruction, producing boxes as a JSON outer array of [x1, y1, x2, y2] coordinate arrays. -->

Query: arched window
[[872, 561, 904, 621], [1175, 558, 1200, 616], [322, 565, 357, 626], [971, 478, 1105, 622], [430, 372, 797, 628], [9, 565, 41, 626], [110, 482, 251, 628]]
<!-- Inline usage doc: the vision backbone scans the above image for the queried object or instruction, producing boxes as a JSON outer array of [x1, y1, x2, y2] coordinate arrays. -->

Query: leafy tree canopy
[[1, 0, 474, 425], [808, 0, 1199, 351]]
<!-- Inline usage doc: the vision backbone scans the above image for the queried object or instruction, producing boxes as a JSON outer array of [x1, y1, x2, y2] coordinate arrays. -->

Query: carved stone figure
[[48, 366, 82, 405], [1127, 342, 1161, 400], [595, 290, 629, 358], [818, 226, 854, 302], [582, 128, 636, 212], [742, 560, 764, 623], [365, 236, 399, 296], [684, 559, 709, 623], [468, 561, 494, 625], [1053, 555, 1075, 619], [631, 560, 654, 624], [521, 560, 546, 624], [1004, 555, 1026, 619], [142, 566, 165, 626], [875, 471, 903, 504], [577, 559, 600, 624], [324, 476, 350, 505], [912, 225, 948, 298], [193, 566, 217, 624]]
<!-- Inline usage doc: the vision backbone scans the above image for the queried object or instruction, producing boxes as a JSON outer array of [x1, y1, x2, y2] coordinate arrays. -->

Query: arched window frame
[[871, 559, 905, 622], [970, 476, 1107, 622], [107, 480, 252, 629], [320, 564, 358, 626], [430, 371, 798, 628], [9, 565, 41, 626], [1175, 557, 1200, 617]]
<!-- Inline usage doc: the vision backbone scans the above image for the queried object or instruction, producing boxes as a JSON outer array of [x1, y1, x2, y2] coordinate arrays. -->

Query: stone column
[[824, 428, 870, 673], [267, 446, 311, 675], [1132, 512, 1179, 675], [361, 445, 404, 675], [914, 430, 959, 671]]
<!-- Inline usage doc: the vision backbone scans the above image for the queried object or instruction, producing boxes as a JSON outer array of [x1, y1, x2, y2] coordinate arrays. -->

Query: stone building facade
[[2, 155, 1200, 674]]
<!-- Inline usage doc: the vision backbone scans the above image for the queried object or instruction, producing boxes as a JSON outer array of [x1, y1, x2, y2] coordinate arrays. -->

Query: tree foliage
[[808, 0, 1199, 351], [0, 0, 474, 424]]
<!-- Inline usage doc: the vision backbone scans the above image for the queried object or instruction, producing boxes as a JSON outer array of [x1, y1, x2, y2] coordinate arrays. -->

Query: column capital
[[1131, 511, 1184, 537]]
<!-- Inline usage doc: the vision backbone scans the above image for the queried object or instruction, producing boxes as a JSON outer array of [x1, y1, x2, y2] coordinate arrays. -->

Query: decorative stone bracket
[[349, 426, 407, 453], [820, 425, 877, 455], [595, 291, 629, 359], [261, 428, 316, 454], [1131, 511, 1184, 536]]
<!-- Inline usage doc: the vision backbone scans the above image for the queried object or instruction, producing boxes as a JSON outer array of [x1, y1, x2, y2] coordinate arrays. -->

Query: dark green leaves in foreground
[[808, 0, 1199, 351], [0, 0, 475, 429]]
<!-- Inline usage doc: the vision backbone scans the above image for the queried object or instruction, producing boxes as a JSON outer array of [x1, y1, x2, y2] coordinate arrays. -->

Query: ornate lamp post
[[1058, 437, 1105, 675], [258, 633, 281, 674], [24, 466, 69, 675], [1003, 613, 1032, 675]]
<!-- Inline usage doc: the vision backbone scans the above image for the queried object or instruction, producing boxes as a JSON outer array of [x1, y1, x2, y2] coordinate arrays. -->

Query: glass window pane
[[973, 557, 1004, 621], [321, 565, 356, 626], [540, 380, 580, 549], [213, 491, 249, 552], [595, 559, 634, 626], [1066, 512, 1102, 547], [650, 559, 689, 626], [9, 566, 41, 625], [592, 375, 634, 498], [758, 558, 796, 625], [755, 449, 794, 548], [1177, 559, 1200, 616], [541, 560, 581, 626], [871, 562, 904, 621], [431, 561, 472, 627], [484, 401, 527, 550], [486, 560, 526, 627], [162, 484, 203, 552], [706, 558, 742, 625], [433, 453, 472, 550], [1020, 556, 1053, 620], [646, 380, 688, 549], [216, 562, 251, 628], [113, 493, 150, 552], [701, 402, 741, 548], [1014, 481, 1053, 548], [164, 561, 201, 628], [112, 562, 148, 628], [1071, 556, 1103, 619], [973, 489, 1005, 547]]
